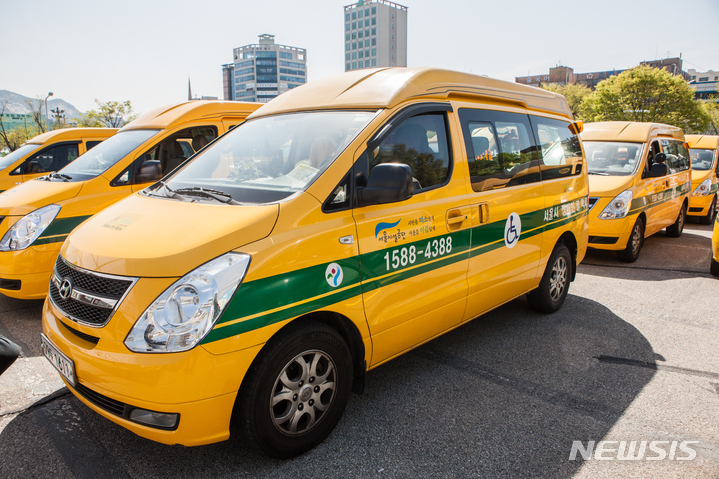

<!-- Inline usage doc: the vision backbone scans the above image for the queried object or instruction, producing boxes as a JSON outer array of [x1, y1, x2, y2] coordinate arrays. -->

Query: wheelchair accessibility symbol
[[504, 212, 521, 249]]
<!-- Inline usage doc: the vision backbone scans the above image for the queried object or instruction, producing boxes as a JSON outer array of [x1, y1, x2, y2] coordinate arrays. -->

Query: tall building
[[222, 34, 307, 103], [344, 0, 407, 72]]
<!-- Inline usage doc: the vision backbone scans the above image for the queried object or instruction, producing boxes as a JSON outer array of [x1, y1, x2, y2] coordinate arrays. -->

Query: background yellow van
[[0, 128, 117, 193], [41, 68, 587, 457], [712, 214, 719, 275], [685, 134, 718, 224], [582, 122, 691, 262], [0, 101, 260, 299]]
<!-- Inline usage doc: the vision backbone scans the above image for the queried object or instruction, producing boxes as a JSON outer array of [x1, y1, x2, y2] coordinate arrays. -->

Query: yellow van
[[40, 68, 588, 457], [712, 214, 719, 276], [581, 122, 691, 262], [0, 101, 260, 299], [685, 134, 718, 224], [0, 128, 117, 193]]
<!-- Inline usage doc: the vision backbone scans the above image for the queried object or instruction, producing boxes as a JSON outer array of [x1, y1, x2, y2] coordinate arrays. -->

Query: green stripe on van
[[34, 215, 92, 245]]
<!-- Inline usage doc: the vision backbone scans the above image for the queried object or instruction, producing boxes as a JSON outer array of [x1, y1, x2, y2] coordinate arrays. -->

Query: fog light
[[129, 408, 179, 430]]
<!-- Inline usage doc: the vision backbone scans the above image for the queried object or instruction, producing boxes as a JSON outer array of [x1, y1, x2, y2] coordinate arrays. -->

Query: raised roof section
[[122, 101, 261, 131], [582, 121, 685, 143]]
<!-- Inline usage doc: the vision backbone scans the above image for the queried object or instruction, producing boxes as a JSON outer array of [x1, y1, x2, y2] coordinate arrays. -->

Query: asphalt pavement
[[0, 222, 717, 478]]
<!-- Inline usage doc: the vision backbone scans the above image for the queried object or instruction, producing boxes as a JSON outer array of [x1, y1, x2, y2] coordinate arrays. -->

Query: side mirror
[[357, 163, 413, 206], [646, 162, 668, 178], [136, 160, 162, 183], [653, 153, 666, 164]]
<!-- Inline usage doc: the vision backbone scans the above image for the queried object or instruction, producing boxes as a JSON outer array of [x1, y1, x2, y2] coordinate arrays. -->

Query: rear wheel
[[235, 320, 353, 458], [617, 217, 644, 263], [699, 196, 716, 225], [666, 203, 687, 237], [528, 243, 572, 313]]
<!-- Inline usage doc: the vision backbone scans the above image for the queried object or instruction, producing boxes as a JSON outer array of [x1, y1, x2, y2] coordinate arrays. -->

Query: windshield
[[689, 148, 715, 171], [156, 111, 376, 204], [0, 143, 41, 171], [583, 141, 645, 176], [58, 129, 158, 181]]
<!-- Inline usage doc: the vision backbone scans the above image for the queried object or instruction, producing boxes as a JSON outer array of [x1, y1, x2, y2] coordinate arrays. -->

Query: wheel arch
[[556, 231, 578, 281]]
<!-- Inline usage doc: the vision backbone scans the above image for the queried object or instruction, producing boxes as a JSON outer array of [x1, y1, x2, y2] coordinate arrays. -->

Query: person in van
[[0, 101, 260, 300], [582, 122, 691, 262], [40, 68, 588, 458], [0, 128, 117, 193]]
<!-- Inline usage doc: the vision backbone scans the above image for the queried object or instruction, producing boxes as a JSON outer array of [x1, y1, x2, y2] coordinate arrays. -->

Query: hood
[[61, 194, 279, 277], [588, 174, 635, 198], [691, 169, 713, 184], [0, 180, 83, 216]]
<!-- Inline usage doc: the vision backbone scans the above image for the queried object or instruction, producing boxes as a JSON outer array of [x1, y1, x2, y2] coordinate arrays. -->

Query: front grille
[[50, 256, 137, 327], [60, 320, 100, 345], [74, 383, 126, 417], [588, 236, 619, 245], [588, 197, 599, 211]]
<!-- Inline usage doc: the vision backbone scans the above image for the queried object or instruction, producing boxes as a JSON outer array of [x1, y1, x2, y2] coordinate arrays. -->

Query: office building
[[687, 69, 719, 101], [344, 0, 407, 72], [222, 34, 307, 103], [516, 57, 692, 90]]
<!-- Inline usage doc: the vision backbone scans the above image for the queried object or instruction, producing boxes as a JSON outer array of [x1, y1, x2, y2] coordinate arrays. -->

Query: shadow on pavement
[[0, 294, 655, 478]]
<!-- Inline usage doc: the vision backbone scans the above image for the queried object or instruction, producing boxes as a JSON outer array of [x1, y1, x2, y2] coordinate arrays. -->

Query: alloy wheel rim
[[549, 256, 567, 302], [631, 225, 642, 255], [270, 350, 337, 436]]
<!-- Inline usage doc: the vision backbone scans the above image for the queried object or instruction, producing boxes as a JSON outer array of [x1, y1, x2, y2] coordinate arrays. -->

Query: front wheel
[[235, 320, 353, 458], [617, 217, 644, 263], [666, 203, 687, 237], [527, 243, 572, 313], [699, 196, 716, 226]]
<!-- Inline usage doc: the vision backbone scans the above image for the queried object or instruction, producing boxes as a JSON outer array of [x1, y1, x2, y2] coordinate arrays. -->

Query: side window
[[530, 117, 583, 180], [85, 141, 102, 151], [368, 113, 450, 192], [56, 144, 79, 169], [460, 108, 540, 192], [17, 142, 79, 174], [661, 140, 690, 173]]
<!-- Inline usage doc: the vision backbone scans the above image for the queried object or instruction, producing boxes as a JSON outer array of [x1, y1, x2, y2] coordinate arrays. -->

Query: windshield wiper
[[173, 187, 241, 205], [44, 172, 73, 182], [588, 171, 609, 176]]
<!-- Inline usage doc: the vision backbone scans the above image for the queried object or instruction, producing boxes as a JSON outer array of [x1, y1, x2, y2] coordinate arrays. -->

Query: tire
[[235, 319, 353, 458], [666, 203, 687, 237], [617, 217, 645, 263], [527, 243, 572, 313], [712, 257, 719, 276], [699, 196, 716, 226]]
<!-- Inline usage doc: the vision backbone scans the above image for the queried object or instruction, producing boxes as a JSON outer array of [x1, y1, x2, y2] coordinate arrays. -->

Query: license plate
[[41, 334, 76, 387]]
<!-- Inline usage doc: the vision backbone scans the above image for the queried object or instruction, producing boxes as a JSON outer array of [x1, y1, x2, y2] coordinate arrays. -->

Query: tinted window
[[460, 109, 540, 192], [86, 140, 103, 150], [368, 113, 451, 191], [661, 139, 690, 173], [17, 142, 79, 175], [0, 144, 40, 171], [530, 116, 583, 180]]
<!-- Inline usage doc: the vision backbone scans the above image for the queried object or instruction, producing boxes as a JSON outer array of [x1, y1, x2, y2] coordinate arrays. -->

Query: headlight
[[692, 179, 712, 197], [124, 252, 251, 353], [0, 204, 61, 251], [598, 190, 633, 220]]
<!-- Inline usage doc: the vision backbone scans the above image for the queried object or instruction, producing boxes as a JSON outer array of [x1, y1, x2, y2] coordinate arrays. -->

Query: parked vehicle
[[581, 122, 691, 262], [0, 128, 117, 193], [0, 101, 260, 299], [41, 68, 588, 457], [685, 134, 718, 225], [712, 213, 719, 276]]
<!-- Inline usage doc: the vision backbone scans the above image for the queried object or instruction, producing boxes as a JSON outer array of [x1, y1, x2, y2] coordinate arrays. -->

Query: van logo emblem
[[325, 263, 344, 288], [59, 278, 74, 299], [375, 219, 401, 238], [504, 213, 521, 249]]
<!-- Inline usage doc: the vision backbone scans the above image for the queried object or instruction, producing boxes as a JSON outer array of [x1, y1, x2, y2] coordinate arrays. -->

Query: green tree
[[540, 82, 592, 119], [0, 97, 40, 151], [77, 99, 138, 128], [581, 65, 710, 132], [700, 95, 719, 135], [23, 96, 47, 133]]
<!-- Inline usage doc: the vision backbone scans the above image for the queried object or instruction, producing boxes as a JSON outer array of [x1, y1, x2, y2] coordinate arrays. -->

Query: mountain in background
[[0, 89, 82, 121]]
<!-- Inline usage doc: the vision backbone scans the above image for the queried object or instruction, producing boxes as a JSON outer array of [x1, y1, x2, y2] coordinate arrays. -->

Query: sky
[[2, 0, 718, 115]]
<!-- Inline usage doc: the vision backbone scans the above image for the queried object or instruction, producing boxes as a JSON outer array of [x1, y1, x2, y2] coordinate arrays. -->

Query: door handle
[[447, 215, 468, 225]]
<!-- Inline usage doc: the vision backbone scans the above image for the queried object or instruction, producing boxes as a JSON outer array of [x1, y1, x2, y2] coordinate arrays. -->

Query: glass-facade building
[[344, 0, 407, 72], [222, 34, 307, 103]]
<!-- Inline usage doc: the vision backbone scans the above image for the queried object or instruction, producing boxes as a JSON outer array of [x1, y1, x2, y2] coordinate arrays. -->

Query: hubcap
[[549, 256, 567, 302], [631, 225, 642, 255], [270, 350, 336, 435]]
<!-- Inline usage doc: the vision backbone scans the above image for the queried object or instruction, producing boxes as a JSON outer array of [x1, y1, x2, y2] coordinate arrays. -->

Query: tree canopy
[[77, 99, 137, 128], [580, 65, 710, 132], [540, 82, 592, 120]]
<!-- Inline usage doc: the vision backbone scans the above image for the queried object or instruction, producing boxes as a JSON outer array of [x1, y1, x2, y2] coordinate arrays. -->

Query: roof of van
[[249, 67, 573, 119], [27, 127, 118, 144], [121, 101, 262, 131], [581, 121, 685, 142], [685, 134, 719, 149]]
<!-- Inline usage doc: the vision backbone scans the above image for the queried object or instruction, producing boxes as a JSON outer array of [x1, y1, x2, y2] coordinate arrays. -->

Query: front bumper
[[688, 192, 715, 217], [0, 245, 60, 299], [42, 296, 263, 446], [587, 198, 634, 251]]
